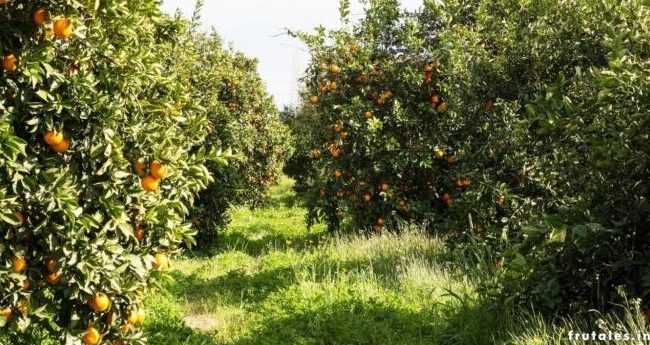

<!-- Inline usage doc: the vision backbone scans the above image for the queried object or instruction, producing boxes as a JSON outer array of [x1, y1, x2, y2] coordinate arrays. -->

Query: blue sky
[[161, 0, 423, 108]]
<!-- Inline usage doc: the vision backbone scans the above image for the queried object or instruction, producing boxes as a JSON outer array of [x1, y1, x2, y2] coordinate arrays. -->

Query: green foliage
[[0, 1, 224, 343], [288, 0, 650, 312], [174, 20, 293, 248]]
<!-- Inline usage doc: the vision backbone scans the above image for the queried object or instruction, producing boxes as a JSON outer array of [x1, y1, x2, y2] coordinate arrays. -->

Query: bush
[[289, 0, 650, 311], [173, 25, 293, 248], [0, 1, 220, 343]]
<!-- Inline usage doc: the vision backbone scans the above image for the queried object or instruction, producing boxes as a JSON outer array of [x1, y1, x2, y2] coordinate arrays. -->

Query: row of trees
[[285, 0, 650, 312], [0, 0, 289, 343]]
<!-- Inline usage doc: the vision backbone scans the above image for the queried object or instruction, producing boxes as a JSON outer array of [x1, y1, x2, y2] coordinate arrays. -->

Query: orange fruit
[[89, 292, 111, 313], [380, 182, 389, 191], [433, 148, 444, 159], [82, 326, 101, 345], [364, 111, 373, 119], [51, 138, 69, 153], [399, 200, 406, 207], [133, 160, 146, 177], [141, 175, 160, 192], [309, 95, 318, 104], [44, 257, 57, 273], [53, 19, 72, 39], [446, 156, 457, 164], [430, 95, 440, 105], [127, 309, 139, 324], [0, 307, 11, 321], [13, 211, 24, 226], [136, 308, 145, 325], [11, 256, 26, 274], [318, 63, 328, 71], [329, 65, 341, 74], [0, 0, 11, 5], [152, 253, 169, 270], [33, 7, 47, 25], [424, 65, 434, 72], [328, 81, 338, 91], [334, 169, 342, 178], [376, 217, 385, 226], [149, 160, 167, 179], [442, 193, 453, 207], [44, 131, 64, 146], [45, 272, 61, 285], [2, 54, 18, 73], [363, 194, 372, 202], [134, 226, 146, 241], [436, 102, 448, 114]]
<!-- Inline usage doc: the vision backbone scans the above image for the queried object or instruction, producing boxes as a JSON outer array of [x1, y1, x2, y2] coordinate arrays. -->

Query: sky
[[161, 0, 424, 108]]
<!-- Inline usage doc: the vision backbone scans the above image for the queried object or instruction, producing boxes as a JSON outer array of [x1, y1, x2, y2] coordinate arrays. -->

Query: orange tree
[[290, 0, 650, 311], [168, 24, 293, 247], [1, 1, 221, 343]]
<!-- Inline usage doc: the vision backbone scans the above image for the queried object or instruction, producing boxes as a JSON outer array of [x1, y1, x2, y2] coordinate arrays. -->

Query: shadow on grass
[[216, 228, 325, 256]]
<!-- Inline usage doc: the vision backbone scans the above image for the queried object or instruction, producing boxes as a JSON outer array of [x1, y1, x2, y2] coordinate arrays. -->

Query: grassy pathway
[[142, 178, 528, 344]]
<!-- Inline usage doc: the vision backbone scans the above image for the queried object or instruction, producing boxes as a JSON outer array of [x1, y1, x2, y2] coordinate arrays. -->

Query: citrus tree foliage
[[290, 0, 650, 311], [170, 27, 293, 247], [0, 1, 220, 343]]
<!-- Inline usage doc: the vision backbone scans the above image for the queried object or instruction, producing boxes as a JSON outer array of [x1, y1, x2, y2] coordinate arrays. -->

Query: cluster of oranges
[[43, 130, 70, 154], [2, 7, 73, 74], [134, 160, 168, 192]]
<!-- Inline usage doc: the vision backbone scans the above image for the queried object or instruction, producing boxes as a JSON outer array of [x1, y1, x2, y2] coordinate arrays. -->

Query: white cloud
[[161, 0, 424, 107]]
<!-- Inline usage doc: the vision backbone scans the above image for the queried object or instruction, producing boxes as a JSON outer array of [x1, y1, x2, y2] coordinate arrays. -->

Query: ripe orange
[[127, 309, 139, 324], [380, 182, 389, 191], [136, 308, 145, 325], [134, 226, 146, 240], [152, 253, 169, 270], [442, 193, 453, 207], [2, 54, 18, 73], [45, 272, 61, 285], [141, 175, 160, 192], [51, 138, 69, 153], [89, 292, 111, 313], [433, 148, 444, 159], [430, 95, 440, 105], [44, 257, 57, 273], [333, 125, 343, 133], [364, 111, 373, 119], [399, 200, 406, 208], [309, 95, 318, 104], [82, 327, 101, 345], [363, 194, 372, 202], [0, 307, 11, 321], [53, 19, 73, 39], [328, 81, 338, 91], [424, 65, 434, 72], [436, 102, 448, 114], [329, 65, 341, 74], [0, 0, 11, 5], [13, 211, 24, 226], [11, 256, 26, 274], [318, 62, 328, 71], [376, 217, 385, 226], [149, 160, 167, 179], [44, 131, 64, 146], [455, 177, 471, 188], [133, 160, 146, 176], [334, 169, 343, 178], [33, 7, 47, 25]]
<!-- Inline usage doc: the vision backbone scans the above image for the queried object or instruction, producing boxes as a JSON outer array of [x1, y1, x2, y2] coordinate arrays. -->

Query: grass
[[142, 177, 650, 345], [4, 176, 650, 344]]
